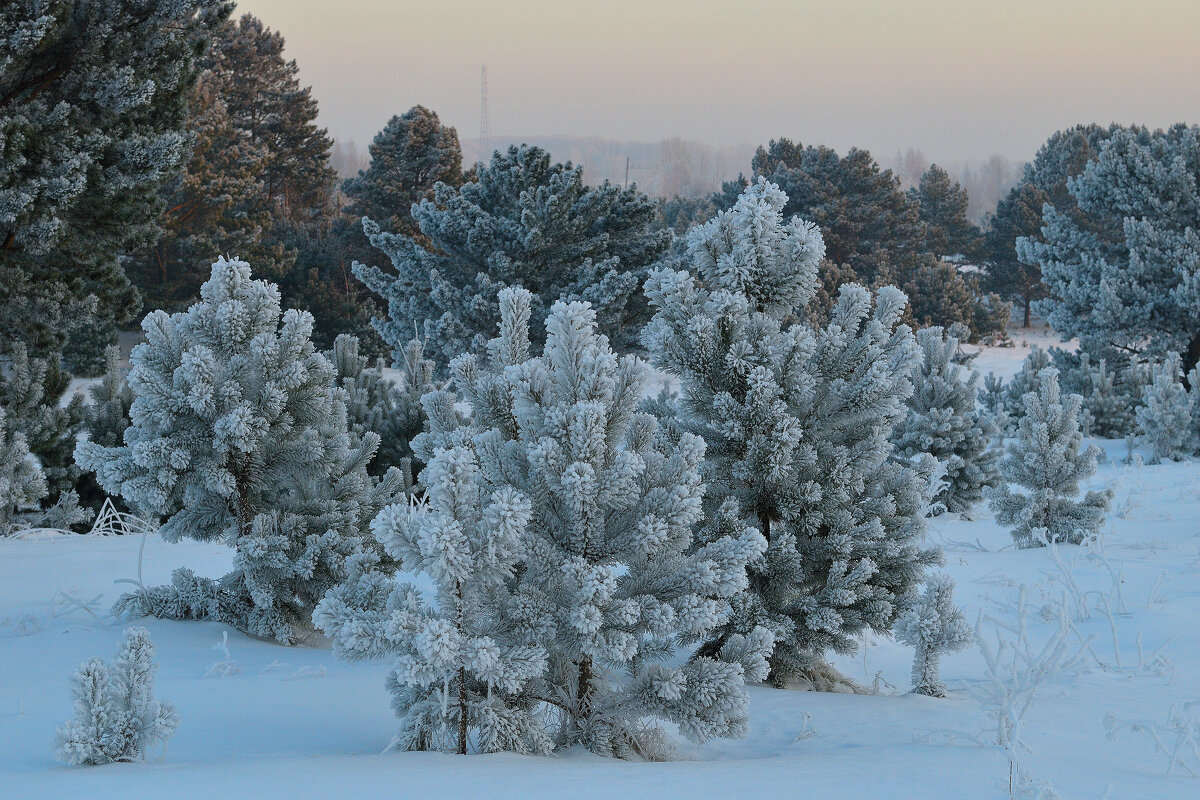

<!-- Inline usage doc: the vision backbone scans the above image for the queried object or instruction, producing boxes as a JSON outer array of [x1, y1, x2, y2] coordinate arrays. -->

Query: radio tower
[[478, 65, 490, 167]]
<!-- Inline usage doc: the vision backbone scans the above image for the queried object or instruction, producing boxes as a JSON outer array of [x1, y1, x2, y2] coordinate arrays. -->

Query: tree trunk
[[577, 655, 593, 724], [1022, 295, 1032, 328], [456, 580, 468, 755], [458, 665, 468, 755]]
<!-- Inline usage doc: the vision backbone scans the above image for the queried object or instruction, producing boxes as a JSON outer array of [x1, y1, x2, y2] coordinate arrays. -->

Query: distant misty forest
[[331, 135, 1021, 222]]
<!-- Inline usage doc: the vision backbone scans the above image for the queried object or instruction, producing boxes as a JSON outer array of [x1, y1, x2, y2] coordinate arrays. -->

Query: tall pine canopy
[[735, 139, 1006, 340], [0, 0, 230, 369], [644, 178, 938, 689], [132, 13, 339, 318], [343, 105, 465, 238], [910, 164, 982, 261], [77, 258, 402, 643], [986, 124, 1116, 327], [1021, 124, 1200, 370], [354, 144, 670, 370]]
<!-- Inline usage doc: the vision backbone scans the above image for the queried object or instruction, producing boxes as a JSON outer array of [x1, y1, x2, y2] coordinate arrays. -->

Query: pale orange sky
[[237, 0, 1200, 162]]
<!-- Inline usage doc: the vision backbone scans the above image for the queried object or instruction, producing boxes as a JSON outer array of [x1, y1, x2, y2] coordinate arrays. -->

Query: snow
[[2, 341, 1198, 799]]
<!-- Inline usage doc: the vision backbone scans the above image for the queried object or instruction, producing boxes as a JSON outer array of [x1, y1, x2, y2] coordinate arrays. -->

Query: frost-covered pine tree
[[1074, 353, 1141, 439], [1003, 347, 1051, 421], [328, 333, 434, 479], [1, 0, 229, 368], [0, 342, 89, 517], [979, 373, 1011, 440], [1136, 353, 1198, 463], [643, 177, 939, 690], [396, 287, 773, 757], [1020, 125, 1200, 373], [986, 368, 1113, 547], [55, 627, 178, 766], [892, 327, 999, 515], [0, 407, 47, 533], [894, 573, 972, 697], [76, 258, 402, 643], [354, 144, 669, 370], [84, 346, 134, 450], [315, 443, 552, 755]]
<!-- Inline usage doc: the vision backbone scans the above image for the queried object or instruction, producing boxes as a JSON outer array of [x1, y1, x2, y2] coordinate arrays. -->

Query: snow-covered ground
[[3, 343, 1198, 800]]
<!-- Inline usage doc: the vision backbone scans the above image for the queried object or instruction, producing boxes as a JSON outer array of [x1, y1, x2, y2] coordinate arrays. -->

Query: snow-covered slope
[[2, 343, 1197, 800]]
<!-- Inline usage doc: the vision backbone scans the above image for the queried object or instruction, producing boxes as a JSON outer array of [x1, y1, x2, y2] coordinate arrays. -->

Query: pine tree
[[894, 573, 972, 697], [1061, 351, 1143, 439], [55, 627, 178, 766], [206, 14, 336, 223], [892, 327, 999, 516], [985, 125, 1116, 329], [1021, 125, 1200, 372], [0, 406, 47, 533], [316, 443, 552, 755], [747, 139, 925, 283], [343, 106, 465, 238], [985, 182, 1048, 329], [133, 70, 284, 311], [354, 144, 670, 370], [643, 178, 939, 689], [0, 0, 229, 365], [744, 139, 1006, 339], [1136, 353, 1197, 462], [902, 258, 1011, 342], [0, 343, 88, 514], [979, 373, 1011, 439], [74, 346, 136, 512], [76, 258, 402, 643], [997, 347, 1053, 425], [395, 287, 773, 757], [327, 333, 434, 479], [84, 347, 135, 450], [986, 368, 1113, 547], [911, 164, 982, 260]]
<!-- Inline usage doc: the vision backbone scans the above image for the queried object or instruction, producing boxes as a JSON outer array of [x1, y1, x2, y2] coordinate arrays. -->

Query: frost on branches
[[1019, 125, 1200, 373], [1136, 352, 1198, 462], [892, 326, 999, 516], [328, 333, 435, 480], [643, 178, 939, 690], [0, 406, 47, 534], [893, 573, 972, 697], [55, 627, 178, 766], [325, 287, 772, 758], [315, 443, 552, 755], [76, 258, 402, 643], [353, 144, 669, 371], [986, 368, 1112, 548]]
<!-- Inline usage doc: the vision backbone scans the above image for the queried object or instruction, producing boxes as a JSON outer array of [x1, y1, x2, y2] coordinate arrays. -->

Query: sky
[[237, 0, 1200, 164]]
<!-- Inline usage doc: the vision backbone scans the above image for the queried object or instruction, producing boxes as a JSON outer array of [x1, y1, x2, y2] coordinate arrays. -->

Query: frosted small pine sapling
[[892, 326, 999, 515], [315, 443, 552, 755], [76, 258, 402, 643], [411, 287, 773, 758], [328, 333, 435, 478], [1001, 347, 1051, 424], [84, 345, 134, 449], [0, 407, 47, 533], [1075, 353, 1139, 439], [986, 368, 1112, 547], [894, 573, 972, 697], [1136, 352, 1197, 463], [55, 627, 178, 765], [643, 178, 938, 689]]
